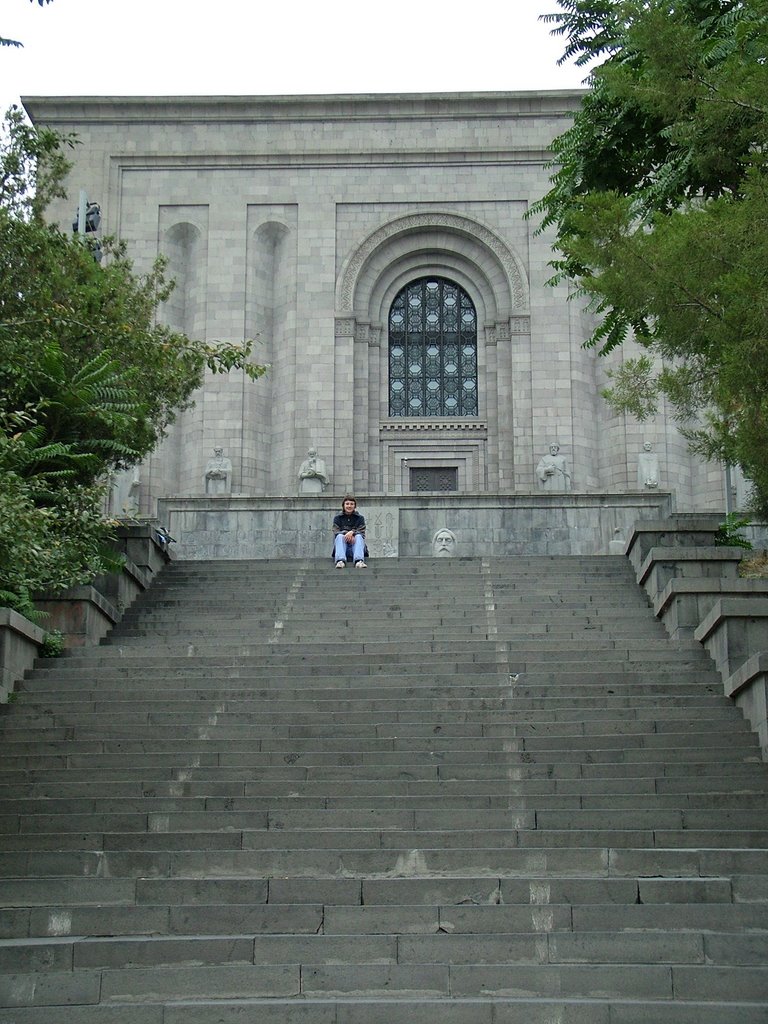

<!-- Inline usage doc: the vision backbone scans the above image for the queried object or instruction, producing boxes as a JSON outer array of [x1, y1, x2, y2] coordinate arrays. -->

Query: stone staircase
[[1, 555, 767, 1023]]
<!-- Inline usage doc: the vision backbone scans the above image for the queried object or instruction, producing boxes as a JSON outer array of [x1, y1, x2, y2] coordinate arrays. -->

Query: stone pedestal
[[298, 477, 324, 495]]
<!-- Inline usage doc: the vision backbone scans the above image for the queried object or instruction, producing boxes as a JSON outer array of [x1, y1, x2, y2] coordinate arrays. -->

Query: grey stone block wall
[[158, 492, 671, 561], [24, 92, 733, 518]]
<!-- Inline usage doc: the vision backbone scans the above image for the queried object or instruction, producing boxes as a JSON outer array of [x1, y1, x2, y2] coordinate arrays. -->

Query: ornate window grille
[[388, 277, 478, 417], [410, 467, 458, 492]]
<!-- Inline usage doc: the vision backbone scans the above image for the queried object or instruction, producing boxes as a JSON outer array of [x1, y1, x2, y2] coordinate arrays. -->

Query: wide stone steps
[[2, 767, 766, 791], [3, 966, 768, 1021], [1, 556, 767, 1020], [51, 638, 703, 661], [0, 997, 756, 1024], [0, 700, 744, 727], [27, 663, 716, 685]]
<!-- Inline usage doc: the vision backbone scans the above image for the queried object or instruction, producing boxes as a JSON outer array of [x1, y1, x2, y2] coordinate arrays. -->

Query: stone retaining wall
[[158, 492, 673, 561]]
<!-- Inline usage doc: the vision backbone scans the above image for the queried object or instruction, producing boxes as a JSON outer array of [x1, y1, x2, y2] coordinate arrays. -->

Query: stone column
[[352, 320, 371, 494], [484, 323, 499, 490], [334, 317, 356, 495], [508, 315, 532, 492], [366, 325, 384, 493]]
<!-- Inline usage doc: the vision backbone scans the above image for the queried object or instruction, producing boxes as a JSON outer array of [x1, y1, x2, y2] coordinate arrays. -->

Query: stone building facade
[[23, 92, 734, 555]]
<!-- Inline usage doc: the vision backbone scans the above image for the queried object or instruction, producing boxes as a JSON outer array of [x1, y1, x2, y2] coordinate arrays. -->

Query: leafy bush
[[714, 512, 753, 550], [40, 630, 65, 658]]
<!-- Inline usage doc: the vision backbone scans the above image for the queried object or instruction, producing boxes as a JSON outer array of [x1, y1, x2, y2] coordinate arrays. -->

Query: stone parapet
[[627, 523, 768, 759], [637, 546, 744, 607], [655, 578, 768, 640], [0, 609, 45, 704], [34, 585, 120, 649], [92, 558, 152, 620], [694, 597, 768, 680], [112, 521, 175, 576], [725, 652, 768, 759], [0, 522, 175, 699], [31, 524, 173, 651], [694, 597, 768, 757], [625, 515, 725, 575]]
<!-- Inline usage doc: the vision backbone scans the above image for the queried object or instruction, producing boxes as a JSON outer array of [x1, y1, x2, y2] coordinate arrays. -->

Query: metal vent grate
[[410, 467, 458, 492]]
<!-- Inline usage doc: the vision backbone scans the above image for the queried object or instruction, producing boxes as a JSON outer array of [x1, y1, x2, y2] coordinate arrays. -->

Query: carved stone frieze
[[380, 420, 488, 436], [354, 322, 370, 345], [509, 316, 531, 335], [334, 317, 356, 337], [368, 325, 383, 348]]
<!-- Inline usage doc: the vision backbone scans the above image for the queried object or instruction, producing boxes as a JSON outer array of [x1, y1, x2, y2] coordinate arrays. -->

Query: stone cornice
[[108, 151, 555, 168], [23, 91, 586, 126]]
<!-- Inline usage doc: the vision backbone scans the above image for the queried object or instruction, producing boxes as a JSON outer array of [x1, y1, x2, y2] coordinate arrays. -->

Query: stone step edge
[[3, 925, 767, 949]]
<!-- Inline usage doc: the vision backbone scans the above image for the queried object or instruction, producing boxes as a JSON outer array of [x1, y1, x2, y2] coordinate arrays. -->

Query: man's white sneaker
[[355, 560, 367, 568], [335, 561, 346, 569]]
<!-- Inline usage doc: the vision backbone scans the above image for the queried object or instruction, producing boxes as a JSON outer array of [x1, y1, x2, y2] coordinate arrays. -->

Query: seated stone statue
[[298, 447, 329, 494], [204, 446, 232, 495]]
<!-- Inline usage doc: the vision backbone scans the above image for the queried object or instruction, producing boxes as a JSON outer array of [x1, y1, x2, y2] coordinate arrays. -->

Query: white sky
[[2, 0, 587, 118]]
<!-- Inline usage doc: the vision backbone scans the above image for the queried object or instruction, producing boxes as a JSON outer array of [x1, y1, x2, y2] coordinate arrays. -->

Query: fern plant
[[714, 512, 753, 550]]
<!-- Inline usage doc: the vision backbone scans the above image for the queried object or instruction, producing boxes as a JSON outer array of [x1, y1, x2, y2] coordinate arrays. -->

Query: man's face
[[343, 500, 356, 514], [434, 530, 456, 556]]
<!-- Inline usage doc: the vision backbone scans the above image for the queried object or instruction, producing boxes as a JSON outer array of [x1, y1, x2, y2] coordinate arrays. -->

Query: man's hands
[[343, 530, 355, 543]]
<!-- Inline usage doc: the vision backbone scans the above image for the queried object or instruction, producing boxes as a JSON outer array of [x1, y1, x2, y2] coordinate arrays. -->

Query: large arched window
[[388, 277, 478, 417]]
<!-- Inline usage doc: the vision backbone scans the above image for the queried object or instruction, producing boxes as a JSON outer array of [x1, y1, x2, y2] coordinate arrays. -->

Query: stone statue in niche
[[108, 466, 141, 516], [432, 528, 457, 557], [298, 447, 329, 494], [204, 446, 232, 495], [638, 442, 659, 489], [536, 443, 571, 492]]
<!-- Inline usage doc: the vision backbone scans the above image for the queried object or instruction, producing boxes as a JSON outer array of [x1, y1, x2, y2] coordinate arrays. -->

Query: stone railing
[[626, 518, 768, 758], [0, 521, 173, 702]]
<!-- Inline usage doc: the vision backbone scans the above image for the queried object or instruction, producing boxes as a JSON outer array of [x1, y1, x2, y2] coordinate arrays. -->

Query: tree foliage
[[533, 0, 768, 514], [0, 420, 118, 619], [0, 106, 265, 616]]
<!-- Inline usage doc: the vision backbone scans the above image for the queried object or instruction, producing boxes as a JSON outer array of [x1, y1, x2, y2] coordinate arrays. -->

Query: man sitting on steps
[[332, 495, 367, 568]]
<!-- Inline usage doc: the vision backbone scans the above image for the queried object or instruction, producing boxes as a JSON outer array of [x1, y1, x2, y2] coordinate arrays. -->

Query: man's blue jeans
[[334, 534, 365, 562]]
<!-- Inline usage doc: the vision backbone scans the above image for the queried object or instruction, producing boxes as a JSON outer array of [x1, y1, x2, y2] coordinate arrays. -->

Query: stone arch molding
[[336, 212, 529, 319]]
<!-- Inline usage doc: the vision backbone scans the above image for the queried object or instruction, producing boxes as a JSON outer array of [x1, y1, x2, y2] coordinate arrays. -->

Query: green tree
[[533, 0, 768, 514], [0, 106, 265, 616]]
